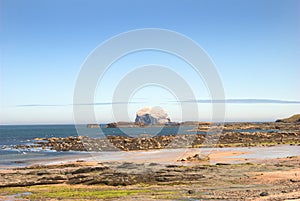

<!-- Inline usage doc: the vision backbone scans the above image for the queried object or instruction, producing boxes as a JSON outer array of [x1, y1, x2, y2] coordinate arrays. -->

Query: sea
[[0, 124, 194, 167], [0, 124, 298, 168]]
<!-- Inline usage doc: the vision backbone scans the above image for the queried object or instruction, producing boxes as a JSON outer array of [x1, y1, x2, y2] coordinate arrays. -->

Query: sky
[[0, 0, 299, 124]]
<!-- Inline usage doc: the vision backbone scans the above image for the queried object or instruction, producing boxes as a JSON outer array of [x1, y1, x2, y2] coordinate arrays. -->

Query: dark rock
[[105, 123, 118, 128], [216, 163, 231, 166], [71, 166, 107, 174], [259, 192, 269, 196], [187, 190, 194, 194], [36, 170, 51, 176], [13, 161, 26, 164], [149, 163, 159, 166], [166, 165, 179, 168], [67, 175, 94, 185]]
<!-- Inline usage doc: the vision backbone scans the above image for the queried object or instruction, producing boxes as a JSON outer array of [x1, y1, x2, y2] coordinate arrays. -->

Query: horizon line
[[14, 98, 300, 107]]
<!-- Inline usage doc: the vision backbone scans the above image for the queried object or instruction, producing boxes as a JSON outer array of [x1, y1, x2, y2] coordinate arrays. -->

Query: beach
[[0, 145, 299, 200], [0, 122, 299, 200]]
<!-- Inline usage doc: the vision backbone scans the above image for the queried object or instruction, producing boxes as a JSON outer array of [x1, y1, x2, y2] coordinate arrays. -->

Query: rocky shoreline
[[9, 122, 300, 152], [1, 121, 299, 200], [0, 156, 299, 200]]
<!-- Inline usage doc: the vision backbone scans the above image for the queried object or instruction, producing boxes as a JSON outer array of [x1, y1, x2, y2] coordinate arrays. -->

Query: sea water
[[0, 124, 193, 167], [0, 124, 289, 168]]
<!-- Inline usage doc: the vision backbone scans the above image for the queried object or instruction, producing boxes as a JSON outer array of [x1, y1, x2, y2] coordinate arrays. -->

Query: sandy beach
[[0, 144, 299, 201], [1, 122, 299, 200]]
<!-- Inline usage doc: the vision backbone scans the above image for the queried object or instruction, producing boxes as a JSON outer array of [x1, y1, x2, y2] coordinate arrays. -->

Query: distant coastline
[[86, 113, 300, 129]]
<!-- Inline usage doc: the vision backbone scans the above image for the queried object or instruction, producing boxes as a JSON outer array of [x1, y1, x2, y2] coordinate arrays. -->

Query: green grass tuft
[[0, 185, 151, 199]]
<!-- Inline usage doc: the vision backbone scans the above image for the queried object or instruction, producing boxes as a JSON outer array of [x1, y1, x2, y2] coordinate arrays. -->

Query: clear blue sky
[[1, 0, 299, 124]]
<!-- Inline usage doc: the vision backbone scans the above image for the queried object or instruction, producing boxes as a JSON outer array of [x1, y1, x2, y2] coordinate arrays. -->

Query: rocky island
[[88, 107, 180, 128]]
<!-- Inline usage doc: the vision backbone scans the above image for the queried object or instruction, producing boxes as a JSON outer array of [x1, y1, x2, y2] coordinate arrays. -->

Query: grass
[[277, 114, 300, 123], [0, 185, 151, 200], [28, 189, 148, 199], [0, 185, 181, 200]]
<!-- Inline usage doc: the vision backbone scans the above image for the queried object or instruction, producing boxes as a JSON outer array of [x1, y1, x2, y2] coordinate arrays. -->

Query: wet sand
[[29, 144, 299, 166]]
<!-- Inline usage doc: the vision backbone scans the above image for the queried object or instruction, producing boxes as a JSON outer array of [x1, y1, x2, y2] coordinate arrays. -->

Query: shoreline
[[0, 151, 299, 200], [1, 121, 299, 200], [3, 122, 299, 153], [10, 129, 300, 152], [1, 144, 300, 174], [1, 144, 299, 170]]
